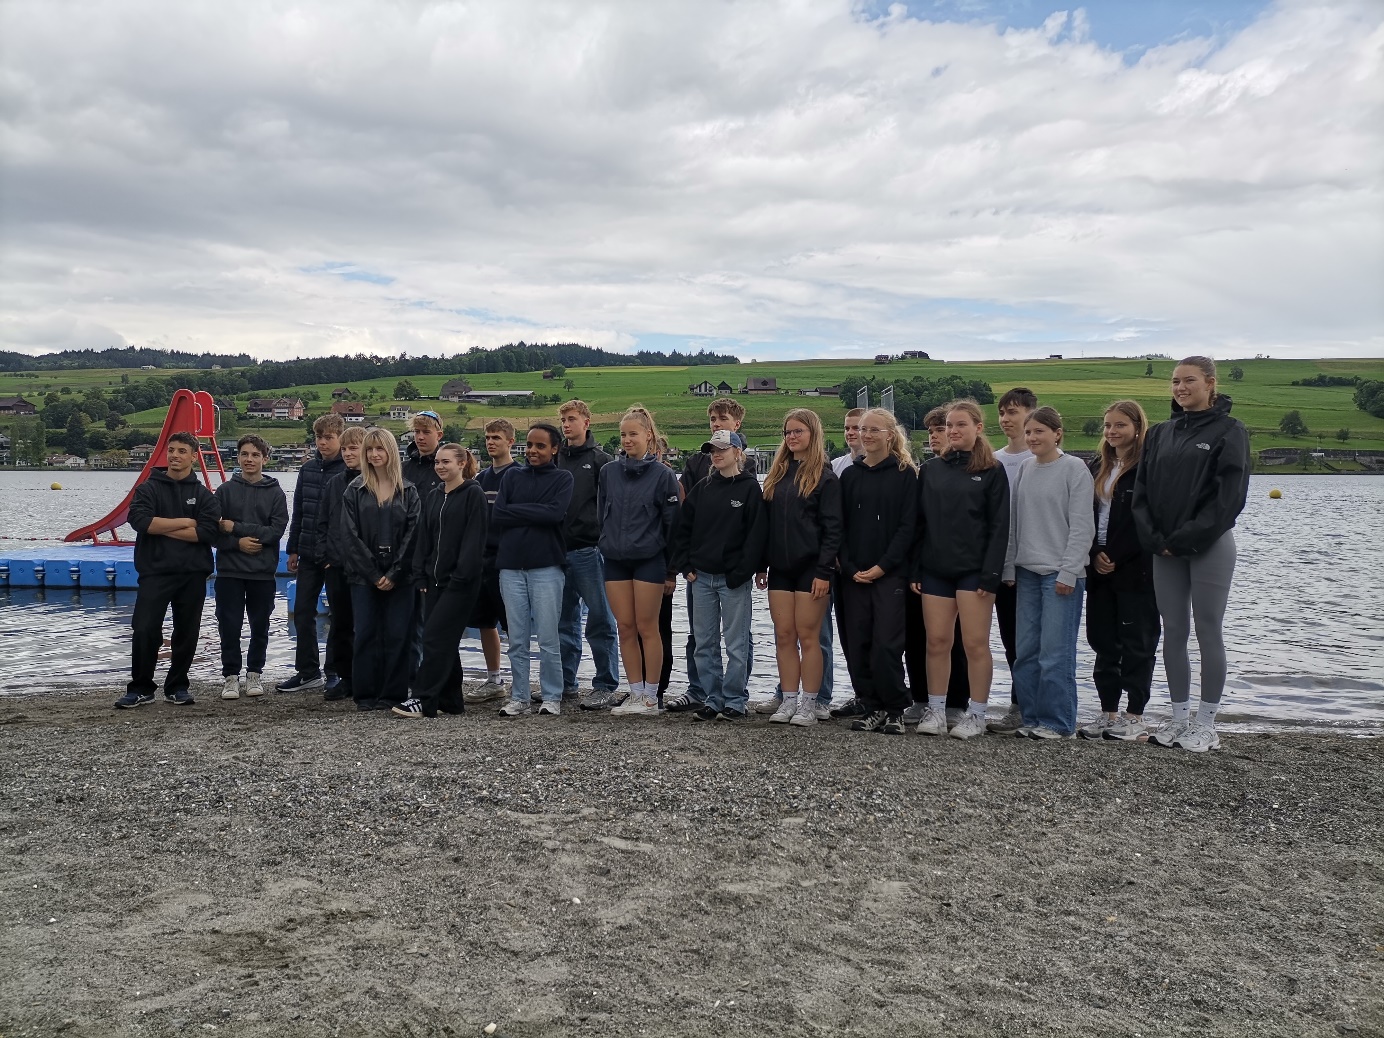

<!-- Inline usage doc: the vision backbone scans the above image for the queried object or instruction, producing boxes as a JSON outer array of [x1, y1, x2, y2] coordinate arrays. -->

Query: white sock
[[928, 695, 946, 711], [967, 701, 986, 718], [1196, 701, 1220, 726], [1171, 700, 1191, 724], [488, 670, 501, 683]]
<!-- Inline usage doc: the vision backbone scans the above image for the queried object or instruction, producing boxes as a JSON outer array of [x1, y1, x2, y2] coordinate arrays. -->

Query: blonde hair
[[339, 425, 367, 449], [945, 400, 997, 473], [436, 442, 479, 481], [620, 405, 661, 458], [559, 399, 592, 421], [763, 408, 827, 501], [484, 418, 515, 439], [361, 427, 404, 503], [1095, 400, 1148, 500], [860, 408, 916, 471]]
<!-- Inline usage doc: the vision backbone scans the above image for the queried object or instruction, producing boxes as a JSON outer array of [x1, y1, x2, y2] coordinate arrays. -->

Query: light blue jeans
[[499, 566, 565, 704], [1014, 568, 1085, 735], [559, 547, 620, 693], [690, 571, 753, 713]]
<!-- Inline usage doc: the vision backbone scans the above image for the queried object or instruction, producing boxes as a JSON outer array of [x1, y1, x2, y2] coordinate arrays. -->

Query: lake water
[[1, 470, 1381, 733]]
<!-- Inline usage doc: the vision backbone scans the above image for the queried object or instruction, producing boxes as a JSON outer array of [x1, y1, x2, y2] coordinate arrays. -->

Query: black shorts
[[468, 563, 507, 629], [604, 554, 667, 585], [767, 567, 818, 594], [918, 571, 984, 598]]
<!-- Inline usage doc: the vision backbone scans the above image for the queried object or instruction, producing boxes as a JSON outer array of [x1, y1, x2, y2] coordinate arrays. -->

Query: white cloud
[[0, 0, 1379, 361]]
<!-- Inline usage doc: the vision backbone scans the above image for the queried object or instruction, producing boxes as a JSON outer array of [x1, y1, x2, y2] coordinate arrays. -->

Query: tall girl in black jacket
[[342, 427, 421, 711], [393, 445, 488, 720], [1080, 400, 1160, 742], [755, 408, 842, 724], [837, 408, 918, 734], [911, 399, 1010, 741]]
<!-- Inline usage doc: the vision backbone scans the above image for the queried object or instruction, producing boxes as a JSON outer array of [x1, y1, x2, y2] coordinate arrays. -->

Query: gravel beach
[[1, 683, 1379, 1038]]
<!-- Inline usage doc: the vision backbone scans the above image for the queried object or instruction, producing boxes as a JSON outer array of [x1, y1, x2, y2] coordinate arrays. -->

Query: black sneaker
[[391, 698, 424, 719], [277, 672, 323, 693], [851, 710, 888, 732], [165, 689, 195, 706], [882, 713, 906, 735], [323, 675, 351, 701], [355, 699, 384, 712], [718, 708, 746, 722], [114, 692, 155, 710], [830, 697, 867, 719], [663, 689, 700, 712], [692, 705, 720, 722]]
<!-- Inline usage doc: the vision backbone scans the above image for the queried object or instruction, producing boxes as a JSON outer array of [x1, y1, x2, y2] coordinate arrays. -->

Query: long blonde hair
[[620, 404, 660, 459], [1094, 399, 1148, 500], [361, 427, 404, 503], [945, 400, 997, 473], [763, 408, 827, 501], [860, 408, 916, 471]]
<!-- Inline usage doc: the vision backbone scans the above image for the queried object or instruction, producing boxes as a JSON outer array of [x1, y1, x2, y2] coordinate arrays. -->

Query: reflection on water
[[2, 472, 1381, 733]]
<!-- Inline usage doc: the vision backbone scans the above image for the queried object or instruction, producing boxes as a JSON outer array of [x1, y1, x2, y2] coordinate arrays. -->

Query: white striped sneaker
[[1148, 719, 1191, 748], [1173, 721, 1221, 753], [1103, 714, 1149, 742]]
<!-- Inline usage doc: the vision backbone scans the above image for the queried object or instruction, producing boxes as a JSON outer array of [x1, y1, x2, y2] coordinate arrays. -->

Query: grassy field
[[4, 356, 1383, 454]]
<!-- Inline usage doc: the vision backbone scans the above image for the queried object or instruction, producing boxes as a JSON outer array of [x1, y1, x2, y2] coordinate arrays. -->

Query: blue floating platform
[[0, 543, 293, 589]]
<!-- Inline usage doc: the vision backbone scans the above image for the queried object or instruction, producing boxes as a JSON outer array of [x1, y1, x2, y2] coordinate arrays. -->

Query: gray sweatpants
[[1151, 530, 1237, 705]]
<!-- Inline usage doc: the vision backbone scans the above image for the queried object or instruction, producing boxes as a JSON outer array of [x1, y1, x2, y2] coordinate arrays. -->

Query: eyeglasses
[[860, 426, 891, 435]]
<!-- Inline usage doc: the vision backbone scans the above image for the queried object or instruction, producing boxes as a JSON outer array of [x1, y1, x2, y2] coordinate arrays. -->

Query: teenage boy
[[115, 432, 220, 709], [990, 386, 1037, 732], [555, 400, 621, 709], [315, 425, 365, 702], [401, 409, 445, 677], [494, 423, 574, 716], [820, 409, 868, 716], [830, 408, 866, 476], [464, 419, 517, 704], [214, 435, 288, 700], [278, 414, 346, 692], [666, 397, 757, 712]]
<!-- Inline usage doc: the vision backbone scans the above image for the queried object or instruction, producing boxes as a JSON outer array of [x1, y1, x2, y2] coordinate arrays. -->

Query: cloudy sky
[[1, 0, 1380, 362]]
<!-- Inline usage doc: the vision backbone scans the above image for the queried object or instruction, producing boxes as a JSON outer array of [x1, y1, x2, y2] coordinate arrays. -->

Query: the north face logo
[[583, 463, 592, 469], [1195, 442, 1211, 451], [186, 498, 197, 504], [730, 500, 743, 508], [971, 476, 982, 482]]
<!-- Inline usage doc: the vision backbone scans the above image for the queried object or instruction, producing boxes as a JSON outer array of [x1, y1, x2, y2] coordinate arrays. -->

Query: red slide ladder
[[65, 389, 228, 544]]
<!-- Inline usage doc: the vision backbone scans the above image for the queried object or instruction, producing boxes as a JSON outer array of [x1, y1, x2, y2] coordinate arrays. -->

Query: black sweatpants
[[839, 574, 909, 714], [323, 566, 353, 683], [291, 559, 330, 677], [646, 589, 675, 695], [214, 575, 276, 676], [995, 580, 1018, 704], [905, 590, 971, 709], [129, 572, 207, 698], [413, 579, 482, 716], [1086, 578, 1161, 716]]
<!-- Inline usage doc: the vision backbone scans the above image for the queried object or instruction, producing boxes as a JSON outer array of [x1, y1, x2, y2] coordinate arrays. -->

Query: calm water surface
[[1, 470, 1381, 733]]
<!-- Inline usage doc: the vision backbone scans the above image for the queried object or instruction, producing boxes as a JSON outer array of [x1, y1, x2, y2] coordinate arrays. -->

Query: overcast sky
[[1, 0, 1380, 362]]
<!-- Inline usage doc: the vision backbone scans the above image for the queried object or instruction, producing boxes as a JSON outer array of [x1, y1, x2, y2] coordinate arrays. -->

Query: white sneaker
[[466, 679, 507, 704], [813, 703, 832, 721], [915, 705, 948, 737], [945, 707, 965, 729], [537, 700, 561, 716], [988, 704, 1024, 733], [949, 713, 988, 740], [752, 693, 783, 715], [612, 693, 659, 716], [245, 672, 264, 698], [788, 693, 816, 727], [1103, 714, 1148, 742], [1078, 716, 1116, 740], [902, 702, 925, 725], [1148, 718, 1190, 748], [769, 696, 797, 724], [221, 675, 240, 700], [1029, 726, 1074, 741], [1173, 721, 1221, 752], [498, 699, 531, 717]]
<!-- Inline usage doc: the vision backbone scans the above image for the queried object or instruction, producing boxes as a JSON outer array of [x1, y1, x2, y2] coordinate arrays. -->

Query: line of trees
[[836, 374, 995, 429]]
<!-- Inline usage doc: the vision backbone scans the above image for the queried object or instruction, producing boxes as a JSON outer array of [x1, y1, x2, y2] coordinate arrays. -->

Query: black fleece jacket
[[838, 457, 918, 578], [340, 478, 421, 587], [493, 461, 574, 571], [1132, 396, 1250, 557], [477, 461, 517, 561], [557, 434, 613, 551], [287, 451, 345, 563], [914, 451, 1010, 593], [213, 473, 288, 579], [413, 479, 488, 591], [402, 440, 443, 499], [670, 469, 767, 589], [762, 459, 842, 580], [128, 468, 221, 577], [314, 466, 361, 568], [1088, 460, 1153, 592]]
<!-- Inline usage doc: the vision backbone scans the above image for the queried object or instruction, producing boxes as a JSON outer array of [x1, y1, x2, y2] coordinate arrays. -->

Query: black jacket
[[314, 467, 361, 568], [557, 434, 613, 551], [670, 470, 767, 589], [128, 468, 221, 577], [493, 461, 574, 571], [413, 479, 488, 591], [914, 451, 1010, 593], [340, 478, 421, 587], [1133, 396, 1250, 557], [213, 473, 288, 580], [597, 454, 682, 564], [477, 461, 517, 562], [762, 460, 842, 580], [681, 443, 757, 494], [402, 441, 442, 500], [838, 457, 918, 579], [1088, 460, 1153, 592], [287, 450, 346, 563]]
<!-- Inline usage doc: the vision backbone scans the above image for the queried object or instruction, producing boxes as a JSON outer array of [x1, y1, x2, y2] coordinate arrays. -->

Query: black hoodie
[[1088, 460, 1153, 592], [128, 468, 221, 577], [838, 456, 918, 578], [670, 469, 767, 589], [402, 439, 443, 499], [1132, 395, 1250, 557], [412, 479, 488, 591], [914, 451, 1010, 592], [214, 472, 289, 580], [762, 459, 842, 580], [557, 433, 613, 551]]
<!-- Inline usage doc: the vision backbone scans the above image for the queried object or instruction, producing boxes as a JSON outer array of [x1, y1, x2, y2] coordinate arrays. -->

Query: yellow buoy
[[1268, 488, 1282, 499], [50, 482, 62, 491]]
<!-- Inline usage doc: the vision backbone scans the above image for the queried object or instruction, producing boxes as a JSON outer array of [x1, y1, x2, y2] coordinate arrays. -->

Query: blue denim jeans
[[499, 566, 565, 704], [690, 571, 753, 713], [686, 584, 757, 703], [559, 547, 620, 692], [1014, 568, 1085, 735]]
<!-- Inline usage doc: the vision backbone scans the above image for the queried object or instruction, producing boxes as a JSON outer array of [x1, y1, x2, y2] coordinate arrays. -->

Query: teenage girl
[[341, 427, 421, 711], [599, 405, 682, 716], [1002, 407, 1095, 740], [1080, 401, 1160, 742], [1132, 357, 1250, 752], [393, 445, 487, 719], [837, 408, 917, 734], [911, 399, 1009, 741], [756, 408, 842, 725]]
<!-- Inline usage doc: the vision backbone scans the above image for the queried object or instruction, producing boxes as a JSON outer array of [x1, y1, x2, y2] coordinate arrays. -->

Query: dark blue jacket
[[493, 461, 574, 571], [477, 461, 518, 563], [214, 473, 288, 580], [287, 450, 345, 563], [597, 454, 681, 564], [128, 468, 221, 577]]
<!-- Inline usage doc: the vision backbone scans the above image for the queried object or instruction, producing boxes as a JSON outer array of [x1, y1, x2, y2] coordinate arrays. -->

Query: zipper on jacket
[[432, 492, 449, 585]]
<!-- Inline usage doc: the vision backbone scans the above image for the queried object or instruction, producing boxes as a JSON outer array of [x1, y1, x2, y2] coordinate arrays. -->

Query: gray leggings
[[1152, 530, 1237, 704]]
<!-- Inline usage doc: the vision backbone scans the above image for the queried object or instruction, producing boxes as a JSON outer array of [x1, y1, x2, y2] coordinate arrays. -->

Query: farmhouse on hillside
[[331, 386, 352, 399], [246, 397, 306, 421], [688, 380, 716, 397], [716, 381, 734, 394], [331, 401, 367, 423], [0, 396, 38, 415], [798, 385, 843, 397], [743, 377, 777, 394], [440, 378, 474, 402]]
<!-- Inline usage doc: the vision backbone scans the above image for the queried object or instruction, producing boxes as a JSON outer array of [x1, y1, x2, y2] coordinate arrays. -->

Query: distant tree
[[219, 408, 238, 434], [1230, 365, 1244, 381], [120, 373, 130, 385], [1278, 410, 1308, 437], [604, 434, 621, 456], [104, 413, 126, 431], [64, 412, 88, 457], [1081, 418, 1103, 437], [10, 417, 45, 465], [59, 386, 71, 395], [564, 379, 575, 391], [443, 423, 466, 444], [43, 392, 59, 406], [551, 364, 567, 378], [1336, 428, 1350, 443], [1352, 381, 1384, 418], [1145, 362, 1154, 377], [393, 379, 421, 400], [454, 404, 469, 418]]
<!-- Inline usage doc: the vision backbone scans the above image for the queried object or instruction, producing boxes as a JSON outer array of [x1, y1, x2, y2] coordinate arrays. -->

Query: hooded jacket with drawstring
[[214, 472, 288, 579], [128, 468, 221, 577]]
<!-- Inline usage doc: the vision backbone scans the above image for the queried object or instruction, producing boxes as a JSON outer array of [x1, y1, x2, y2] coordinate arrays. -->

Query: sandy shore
[[0, 683, 1379, 1038]]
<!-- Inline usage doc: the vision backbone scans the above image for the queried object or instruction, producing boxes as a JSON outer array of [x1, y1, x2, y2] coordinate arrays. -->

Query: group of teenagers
[[115, 355, 1251, 753]]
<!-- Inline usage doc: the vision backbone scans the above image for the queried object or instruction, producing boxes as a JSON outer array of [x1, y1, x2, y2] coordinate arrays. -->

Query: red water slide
[[65, 390, 228, 544]]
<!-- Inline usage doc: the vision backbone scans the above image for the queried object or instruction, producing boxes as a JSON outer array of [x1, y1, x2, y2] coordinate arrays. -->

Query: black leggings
[[905, 590, 970, 709]]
